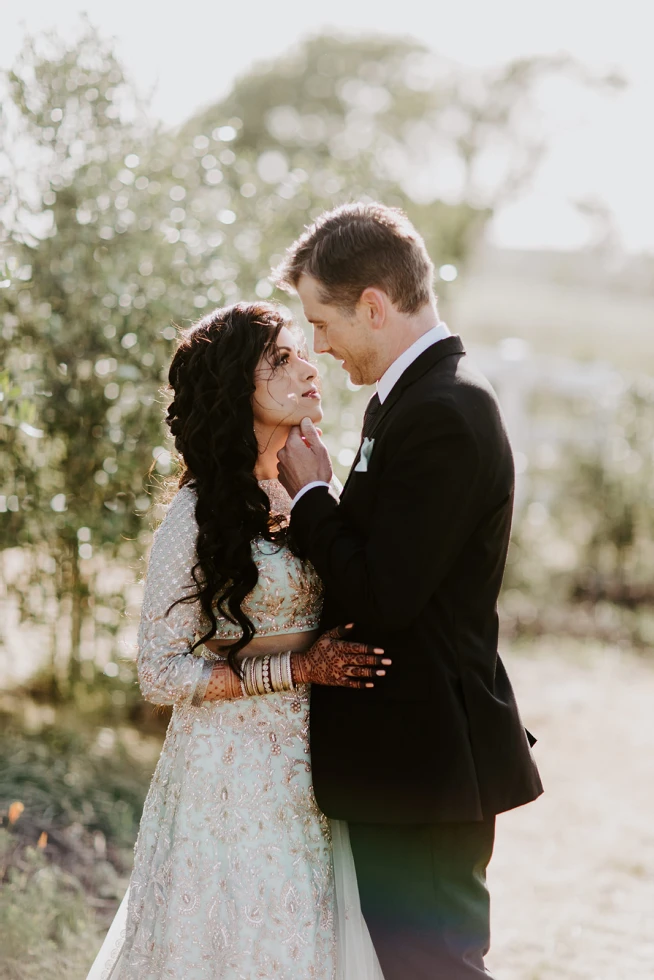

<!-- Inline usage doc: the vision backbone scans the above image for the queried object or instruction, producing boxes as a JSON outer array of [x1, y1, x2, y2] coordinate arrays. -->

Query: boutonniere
[[354, 437, 375, 473]]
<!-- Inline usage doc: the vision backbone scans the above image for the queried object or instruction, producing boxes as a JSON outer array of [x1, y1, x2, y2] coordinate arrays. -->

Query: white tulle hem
[[86, 819, 383, 980]]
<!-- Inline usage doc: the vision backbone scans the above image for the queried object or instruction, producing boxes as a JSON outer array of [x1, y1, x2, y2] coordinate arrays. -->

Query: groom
[[275, 202, 543, 979]]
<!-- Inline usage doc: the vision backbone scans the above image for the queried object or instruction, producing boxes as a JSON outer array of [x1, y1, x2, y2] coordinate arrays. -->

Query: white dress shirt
[[290, 322, 451, 508], [376, 321, 450, 403]]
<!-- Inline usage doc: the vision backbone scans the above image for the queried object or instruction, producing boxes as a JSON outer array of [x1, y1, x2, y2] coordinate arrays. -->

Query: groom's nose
[[312, 330, 330, 356]]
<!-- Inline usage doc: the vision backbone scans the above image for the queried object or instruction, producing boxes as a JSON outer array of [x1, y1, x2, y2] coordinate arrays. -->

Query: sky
[[2, 0, 652, 254]]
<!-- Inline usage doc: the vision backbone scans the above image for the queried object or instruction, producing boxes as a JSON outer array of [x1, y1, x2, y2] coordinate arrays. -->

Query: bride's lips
[[302, 386, 320, 399]]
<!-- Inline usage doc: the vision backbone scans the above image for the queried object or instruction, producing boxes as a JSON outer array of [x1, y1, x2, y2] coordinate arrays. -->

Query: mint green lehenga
[[86, 480, 383, 980]]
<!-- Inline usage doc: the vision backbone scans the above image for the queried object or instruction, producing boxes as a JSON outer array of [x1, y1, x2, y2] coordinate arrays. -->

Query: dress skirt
[[86, 685, 383, 980]]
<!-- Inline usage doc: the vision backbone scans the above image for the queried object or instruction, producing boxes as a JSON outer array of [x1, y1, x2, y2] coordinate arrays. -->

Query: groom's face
[[296, 274, 379, 386]]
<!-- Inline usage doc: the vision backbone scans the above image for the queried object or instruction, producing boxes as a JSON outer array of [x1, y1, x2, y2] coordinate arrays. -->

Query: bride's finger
[[337, 640, 383, 656], [345, 652, 388, 668], [344, 665, 383, 679]]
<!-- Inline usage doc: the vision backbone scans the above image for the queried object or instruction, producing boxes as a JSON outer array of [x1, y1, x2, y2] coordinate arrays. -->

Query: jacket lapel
[[365, 335, 465, 441], [341, 335, 465, 493]]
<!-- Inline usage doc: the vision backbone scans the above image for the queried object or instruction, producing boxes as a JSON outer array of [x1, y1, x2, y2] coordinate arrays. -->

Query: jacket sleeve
[[137, 486, 214, 706], [290, 402, 483, 632]]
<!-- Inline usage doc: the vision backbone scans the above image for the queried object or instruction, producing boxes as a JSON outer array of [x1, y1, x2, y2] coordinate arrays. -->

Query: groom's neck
[[377, 302, 441, 378]]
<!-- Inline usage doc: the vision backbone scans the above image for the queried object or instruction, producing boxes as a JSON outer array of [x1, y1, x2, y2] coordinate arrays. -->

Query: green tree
[[169, 34, 619, 467], [1, 24, 617, 694], [564, 383, 654, 604], [0, 26, 183, 693]]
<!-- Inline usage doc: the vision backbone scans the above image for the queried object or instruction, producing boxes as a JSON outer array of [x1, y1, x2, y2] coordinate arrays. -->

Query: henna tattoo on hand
[[203, 662, 244, 701], [292, 627, 389, 689]]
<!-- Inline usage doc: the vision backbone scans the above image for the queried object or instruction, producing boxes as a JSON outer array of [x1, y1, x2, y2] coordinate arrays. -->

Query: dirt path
[[486, 640, 654, 979]]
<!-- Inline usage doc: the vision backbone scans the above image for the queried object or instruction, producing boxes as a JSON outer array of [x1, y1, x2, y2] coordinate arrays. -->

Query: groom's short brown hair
[[272, 202, 434, 315]]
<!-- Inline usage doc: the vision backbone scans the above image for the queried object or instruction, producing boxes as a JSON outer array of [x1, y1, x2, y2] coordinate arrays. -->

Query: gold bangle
[[282, 651, 295, 691], [251, 656, 262, 697], [247, 656, 255, 696], [270, 652, 282, 693], [266, 652, 295, 693], [255, 656, 266, 696], [243, 657, 257, 698]]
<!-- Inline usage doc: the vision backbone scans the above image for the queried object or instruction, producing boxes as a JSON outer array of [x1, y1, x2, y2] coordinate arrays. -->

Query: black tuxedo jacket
[[290, 336, 543, 824]]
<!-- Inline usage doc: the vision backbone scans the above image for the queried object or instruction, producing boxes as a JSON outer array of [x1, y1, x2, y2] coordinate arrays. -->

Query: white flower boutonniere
[[354, 437, 375, 473]]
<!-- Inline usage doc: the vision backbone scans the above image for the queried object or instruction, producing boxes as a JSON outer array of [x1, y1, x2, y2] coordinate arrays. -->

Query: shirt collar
[[377, 322, 451, 404]]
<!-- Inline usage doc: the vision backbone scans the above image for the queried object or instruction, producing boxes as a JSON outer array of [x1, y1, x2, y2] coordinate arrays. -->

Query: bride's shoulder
[[155, 483, 197, 534], [165, 482, 196, 509]]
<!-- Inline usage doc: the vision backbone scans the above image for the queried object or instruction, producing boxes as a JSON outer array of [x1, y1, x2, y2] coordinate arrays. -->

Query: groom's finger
[[300, 417, 323, 451], [284, 425, 306, 452]]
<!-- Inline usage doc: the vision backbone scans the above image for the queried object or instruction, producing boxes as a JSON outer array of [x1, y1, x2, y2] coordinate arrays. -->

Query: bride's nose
[[300, 357, 318, 382]]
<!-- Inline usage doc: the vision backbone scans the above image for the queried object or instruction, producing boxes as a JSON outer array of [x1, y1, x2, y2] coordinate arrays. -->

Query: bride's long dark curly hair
[[165, 301, 291, 661]]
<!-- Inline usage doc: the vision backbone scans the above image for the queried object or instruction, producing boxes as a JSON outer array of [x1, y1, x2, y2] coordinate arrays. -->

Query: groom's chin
[[349, 370, 371, 387], [344, 365, 364, 386]]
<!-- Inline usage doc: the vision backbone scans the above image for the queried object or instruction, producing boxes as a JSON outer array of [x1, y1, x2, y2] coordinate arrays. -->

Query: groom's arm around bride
[[276, 202, 543, 980]]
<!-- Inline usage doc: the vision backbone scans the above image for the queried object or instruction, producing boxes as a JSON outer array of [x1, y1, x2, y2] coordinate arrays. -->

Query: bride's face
[[252, 326, 323, 430]]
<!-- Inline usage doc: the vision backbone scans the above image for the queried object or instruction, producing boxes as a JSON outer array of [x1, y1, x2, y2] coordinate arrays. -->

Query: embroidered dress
[[86, 480, 383, 980]]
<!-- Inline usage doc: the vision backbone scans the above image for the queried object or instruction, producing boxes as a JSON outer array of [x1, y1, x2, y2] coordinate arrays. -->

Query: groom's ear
[[358, 288, 387, 331]]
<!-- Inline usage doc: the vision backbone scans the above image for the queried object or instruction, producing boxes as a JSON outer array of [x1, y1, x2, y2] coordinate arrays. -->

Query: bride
[[86, 301, 388, 980]]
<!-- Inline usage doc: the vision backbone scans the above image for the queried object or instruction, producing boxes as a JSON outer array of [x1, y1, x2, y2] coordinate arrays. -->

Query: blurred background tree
[[2, 25, 603, 696], [1, 26, 183, 697], [0, 19, 647, 978]]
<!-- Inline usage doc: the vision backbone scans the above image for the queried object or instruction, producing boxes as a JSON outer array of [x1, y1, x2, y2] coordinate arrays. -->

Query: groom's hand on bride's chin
[[277, 417, 333, 498]]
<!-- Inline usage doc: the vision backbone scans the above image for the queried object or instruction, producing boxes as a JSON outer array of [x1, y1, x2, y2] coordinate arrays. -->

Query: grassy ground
[[0, 722, 161, 980], [487, 639, 654, 979], [2, 638, 653, 979]]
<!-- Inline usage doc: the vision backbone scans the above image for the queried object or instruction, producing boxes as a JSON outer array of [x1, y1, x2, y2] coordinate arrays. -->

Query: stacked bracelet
[[240, 652, 296, 696]]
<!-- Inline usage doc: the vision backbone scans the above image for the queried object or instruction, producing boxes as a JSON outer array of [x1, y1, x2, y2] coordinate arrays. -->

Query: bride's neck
[[253, 422, 289, 481]]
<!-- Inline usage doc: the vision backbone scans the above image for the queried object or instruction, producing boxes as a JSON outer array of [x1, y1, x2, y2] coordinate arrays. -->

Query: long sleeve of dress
[[137, 485, 213, 706]]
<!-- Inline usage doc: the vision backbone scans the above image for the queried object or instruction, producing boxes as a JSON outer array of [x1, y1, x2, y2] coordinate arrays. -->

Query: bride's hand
[[292, 625, 391, 689]]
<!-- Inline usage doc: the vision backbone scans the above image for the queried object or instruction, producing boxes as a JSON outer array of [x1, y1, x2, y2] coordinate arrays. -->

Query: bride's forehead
[[274, 325, 309, 356], [276, 325, 298, 348]]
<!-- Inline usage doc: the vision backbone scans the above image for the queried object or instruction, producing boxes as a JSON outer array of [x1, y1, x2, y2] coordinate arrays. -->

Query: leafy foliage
[[0, 720, 160, 979], [0, 830, 99, 980], [0, 725, 153, 848], [0, 24, 607, 690]]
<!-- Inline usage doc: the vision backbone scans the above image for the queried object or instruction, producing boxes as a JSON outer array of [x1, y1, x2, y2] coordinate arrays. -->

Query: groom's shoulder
[[387, 356, 504, 446], [406, 351, 499, 413], [451, 352, 500, 404]]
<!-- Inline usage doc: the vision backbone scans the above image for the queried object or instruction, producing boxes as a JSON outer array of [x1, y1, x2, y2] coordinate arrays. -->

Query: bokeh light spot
[[438, 264, 458, 282], [257, 151, 288, 184], [50, 494, 67, 512]]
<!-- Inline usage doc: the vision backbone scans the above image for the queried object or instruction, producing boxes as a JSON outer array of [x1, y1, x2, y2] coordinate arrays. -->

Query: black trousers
[[348, 819, 496, 980]]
